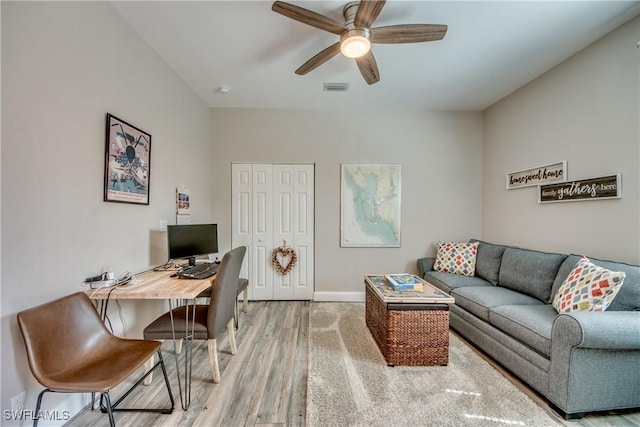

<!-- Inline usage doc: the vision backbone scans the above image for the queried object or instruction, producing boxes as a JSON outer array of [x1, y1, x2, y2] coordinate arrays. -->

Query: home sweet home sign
[[506, 161, 567, 189]]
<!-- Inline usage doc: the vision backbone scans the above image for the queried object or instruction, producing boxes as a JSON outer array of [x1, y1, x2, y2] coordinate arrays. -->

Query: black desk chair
[[17, 292, 174, 427], [144, 246, 246, 383]]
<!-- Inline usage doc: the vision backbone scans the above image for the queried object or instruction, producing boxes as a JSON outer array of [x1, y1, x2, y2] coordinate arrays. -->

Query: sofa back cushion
[[424, 270, 492, 293], [552, 255, 640, 311], [469, 239, 506, 285], [498, 247, 566, 302]]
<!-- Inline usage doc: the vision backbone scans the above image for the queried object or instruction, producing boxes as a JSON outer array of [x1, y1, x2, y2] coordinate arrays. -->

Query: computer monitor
[[167, 223, 218, 266]]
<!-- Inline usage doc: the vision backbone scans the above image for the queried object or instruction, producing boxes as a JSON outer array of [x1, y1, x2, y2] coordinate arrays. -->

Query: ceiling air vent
[[323, 82, 350, 92]]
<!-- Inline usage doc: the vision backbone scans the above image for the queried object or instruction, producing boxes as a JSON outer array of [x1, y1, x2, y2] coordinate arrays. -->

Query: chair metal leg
[[100, 349, 174, 415], [33, 389, 48, 427], [157, 350, 176, 410], [102, 391, 116, 427]]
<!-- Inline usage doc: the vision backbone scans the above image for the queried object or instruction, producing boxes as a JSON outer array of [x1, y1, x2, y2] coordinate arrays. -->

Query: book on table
[[384, 274, 423, 291]]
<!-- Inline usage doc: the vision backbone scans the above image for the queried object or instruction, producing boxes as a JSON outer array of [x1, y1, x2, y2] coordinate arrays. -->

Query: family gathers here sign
[[506, 161, 567, 189], [538, 174, 621, 203]]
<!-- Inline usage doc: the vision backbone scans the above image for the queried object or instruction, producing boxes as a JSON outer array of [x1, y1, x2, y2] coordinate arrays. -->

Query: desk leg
[[169, 299, 195, 411], [94, 300, 110, 325]]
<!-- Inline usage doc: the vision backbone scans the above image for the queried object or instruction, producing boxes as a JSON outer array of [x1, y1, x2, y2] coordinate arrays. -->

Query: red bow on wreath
[[272, 243, 297, 275]]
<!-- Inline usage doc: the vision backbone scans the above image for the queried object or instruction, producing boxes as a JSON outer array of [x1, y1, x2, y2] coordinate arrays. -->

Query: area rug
[[307, 302, 563, 427]]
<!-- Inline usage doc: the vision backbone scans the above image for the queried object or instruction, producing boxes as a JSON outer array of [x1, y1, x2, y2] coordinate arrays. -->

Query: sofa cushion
[[433, 241, 479, 277], [424, 271, 491, 293], [552, 257, 626, 313], [470, 239, 506, 285], [489, 304, 557, 357], [498, 247, 566, 303], [451, 286, 543, 322], [552, 254, 640, 311]]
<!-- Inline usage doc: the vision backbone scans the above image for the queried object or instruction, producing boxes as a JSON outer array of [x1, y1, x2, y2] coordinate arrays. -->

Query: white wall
[[482, 16, 640, 264], [210, 109, 484, 297], [1, 2, 211, 422]]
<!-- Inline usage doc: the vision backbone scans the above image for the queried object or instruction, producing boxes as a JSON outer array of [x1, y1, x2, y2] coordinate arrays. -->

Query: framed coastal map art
[[341, 164, 401, 247]]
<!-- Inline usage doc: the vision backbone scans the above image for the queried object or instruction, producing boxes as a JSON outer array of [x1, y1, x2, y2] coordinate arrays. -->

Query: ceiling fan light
[[340, 35, 370, 58]]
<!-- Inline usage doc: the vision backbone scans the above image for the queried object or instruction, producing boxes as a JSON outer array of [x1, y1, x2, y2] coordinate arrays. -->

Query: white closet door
[[251, 164, 274, 300], [232, 163, 314, 301], [292, 165, 314, 299], [231, 164, 252, 296], [273, 165, 295, 299]]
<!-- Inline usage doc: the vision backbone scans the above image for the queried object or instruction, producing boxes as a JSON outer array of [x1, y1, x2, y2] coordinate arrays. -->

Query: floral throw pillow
[[433, 242, 479, 277], [552, 257, 626, 313]]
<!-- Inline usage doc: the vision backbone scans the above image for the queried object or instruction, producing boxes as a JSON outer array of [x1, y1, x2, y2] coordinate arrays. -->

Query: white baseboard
[[313, 292, 365, 302]]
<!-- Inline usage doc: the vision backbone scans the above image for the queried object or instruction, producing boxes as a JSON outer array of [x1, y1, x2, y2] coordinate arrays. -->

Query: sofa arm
[[417, 257, 435, 277], [549, 311, 640, 415], [552, 311, 640, 350]]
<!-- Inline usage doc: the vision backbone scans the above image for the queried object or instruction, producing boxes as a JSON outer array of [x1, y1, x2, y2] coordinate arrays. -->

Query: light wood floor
[[65, 301, 638, 427]]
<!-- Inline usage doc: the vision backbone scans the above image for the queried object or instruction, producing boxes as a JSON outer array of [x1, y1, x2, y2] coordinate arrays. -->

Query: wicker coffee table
[[364, 274, 455, 366]]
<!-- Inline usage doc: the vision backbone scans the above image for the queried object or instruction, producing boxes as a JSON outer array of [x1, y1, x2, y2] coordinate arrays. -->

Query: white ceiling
[[112, 1, 640, 111]]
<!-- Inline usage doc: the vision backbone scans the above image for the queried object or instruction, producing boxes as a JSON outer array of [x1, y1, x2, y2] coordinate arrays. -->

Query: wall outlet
[[11, 391, 26, 412]]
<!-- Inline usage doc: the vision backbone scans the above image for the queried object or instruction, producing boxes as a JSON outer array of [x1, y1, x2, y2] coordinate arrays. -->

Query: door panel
[[293, 165, 314, 299], [251, 164, 273, 300], [232, 164, 252, 296], [274, 165, 294, 298]]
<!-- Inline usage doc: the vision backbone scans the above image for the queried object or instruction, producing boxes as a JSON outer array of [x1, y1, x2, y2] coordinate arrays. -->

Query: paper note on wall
[[176, 187, 191, 224]]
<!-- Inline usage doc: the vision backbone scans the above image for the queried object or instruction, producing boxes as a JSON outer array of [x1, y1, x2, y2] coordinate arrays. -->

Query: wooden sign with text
[[538, 174, 621, 203], [506, 161, 567, 189]]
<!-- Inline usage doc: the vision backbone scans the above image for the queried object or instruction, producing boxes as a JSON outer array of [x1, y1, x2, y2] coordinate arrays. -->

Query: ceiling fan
[[271, 0, 447, 85]]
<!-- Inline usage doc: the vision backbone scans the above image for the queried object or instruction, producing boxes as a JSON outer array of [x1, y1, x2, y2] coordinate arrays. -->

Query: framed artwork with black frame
[[104, 113, 151, 205]]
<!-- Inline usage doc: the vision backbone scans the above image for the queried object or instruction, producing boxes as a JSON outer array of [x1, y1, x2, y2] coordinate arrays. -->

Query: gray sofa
[[417, 240, 640, 418]]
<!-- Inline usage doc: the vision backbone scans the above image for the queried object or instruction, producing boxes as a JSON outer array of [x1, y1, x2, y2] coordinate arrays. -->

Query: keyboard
[[177, 262, 219, 279]]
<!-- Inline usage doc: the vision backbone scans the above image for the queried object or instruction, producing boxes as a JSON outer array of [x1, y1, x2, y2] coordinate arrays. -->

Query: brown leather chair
[[17, 292, 174, 427], [144, 246, 246, 383]]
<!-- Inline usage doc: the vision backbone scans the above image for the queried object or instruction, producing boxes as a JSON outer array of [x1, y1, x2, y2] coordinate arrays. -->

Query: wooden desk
[[87, 268, 215, 411], [87, 268, 213, 300]]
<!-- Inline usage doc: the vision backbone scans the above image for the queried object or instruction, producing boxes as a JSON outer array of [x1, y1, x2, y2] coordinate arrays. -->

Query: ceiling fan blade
[[355, 50, 380, 85], [272, 1, 346, 35], [371, 24, 447, 44], [354, 0, 387, 28], [295, 42, 342, 75]]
